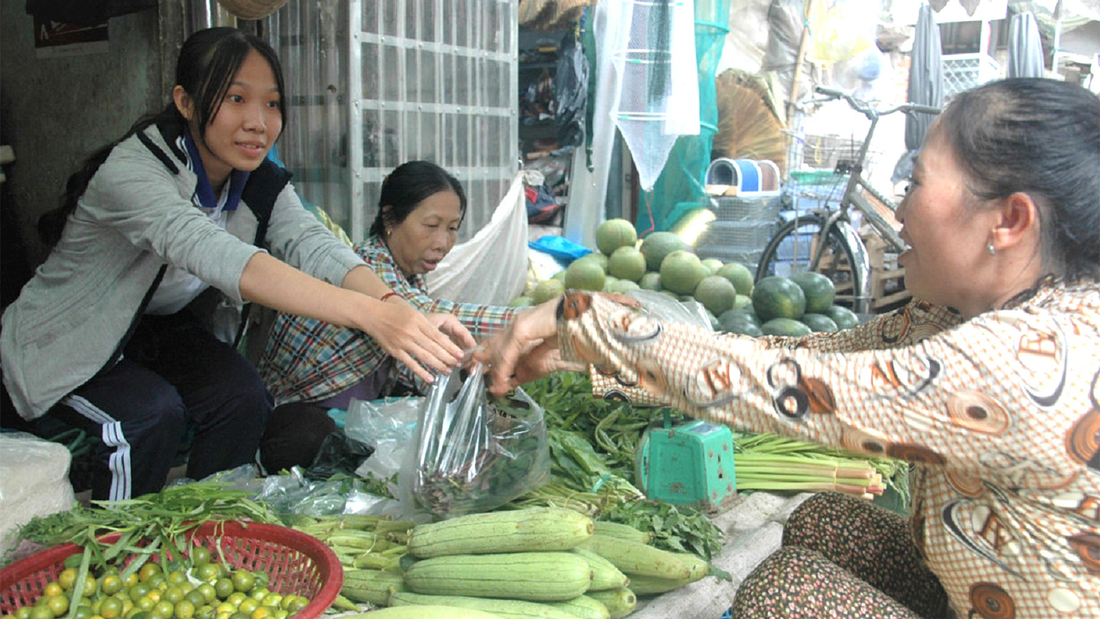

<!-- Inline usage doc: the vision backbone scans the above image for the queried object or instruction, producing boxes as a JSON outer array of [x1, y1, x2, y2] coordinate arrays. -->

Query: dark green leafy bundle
[[521, 371, 681, 478], [13, 481, 279, 575]]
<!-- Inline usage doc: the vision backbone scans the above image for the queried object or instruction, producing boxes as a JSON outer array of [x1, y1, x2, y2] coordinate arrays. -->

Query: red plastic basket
[[0, 521, 343, 619]]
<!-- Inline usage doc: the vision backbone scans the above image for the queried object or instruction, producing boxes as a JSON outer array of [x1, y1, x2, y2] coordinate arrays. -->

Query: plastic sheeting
[[563, 0, 702, 249], [636, 0, 731, 236], [423, 171, 530, 305]]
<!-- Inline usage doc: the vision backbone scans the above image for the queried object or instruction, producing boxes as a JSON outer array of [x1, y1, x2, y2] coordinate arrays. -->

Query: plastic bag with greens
[[399, 363, 549, 519]]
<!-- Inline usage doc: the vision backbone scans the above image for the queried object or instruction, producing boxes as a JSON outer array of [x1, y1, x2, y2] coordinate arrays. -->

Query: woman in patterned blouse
[[257, 161, 530, 471], [480, 79, 1100, 618]]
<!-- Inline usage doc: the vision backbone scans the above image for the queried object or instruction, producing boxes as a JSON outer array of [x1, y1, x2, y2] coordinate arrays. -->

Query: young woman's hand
[[357, 298, 467, 384], [238, 255, 465, 384]]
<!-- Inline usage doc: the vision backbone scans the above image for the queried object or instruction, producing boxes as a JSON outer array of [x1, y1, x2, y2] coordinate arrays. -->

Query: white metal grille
[[267, 1, 518, 243], [942, 53, 1001, 100]]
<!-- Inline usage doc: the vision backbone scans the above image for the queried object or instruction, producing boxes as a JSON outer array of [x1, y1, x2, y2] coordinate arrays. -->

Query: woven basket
[[0, 521, 342, 618], [217, 0, 289, 20]]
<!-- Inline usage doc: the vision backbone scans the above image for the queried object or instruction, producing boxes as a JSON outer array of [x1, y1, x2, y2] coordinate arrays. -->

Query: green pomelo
[[508, 296, 535, 308], [752, 276, 807, 322], [659, 290, 680, 299], [638, 272, 663, 291], [640, 231, 687, 272], [660, 250, 707, 295], [715, 262, 755, 296], [700, 258, 724, 275], [565, 257, 606, 291], [608, 246, 648, 282], [607, 279, 640, 294], [822, 305, 861, 330], [719, 311, 764, 337], [531, 278, 566, 304], [601, 275, 621, 292], [584, 252, 609, 272], [789, 271, 837, 313], [551, 270, 567, 282], [733, 294, 752, 310], [800, 313, 839, 332], [719, 307, 762, 328], [693, 275, 738, 316], [761, 317, 813, 337], [596, 218, 639, 255]]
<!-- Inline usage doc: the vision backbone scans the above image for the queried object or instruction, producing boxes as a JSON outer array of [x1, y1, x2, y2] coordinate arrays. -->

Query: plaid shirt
[[259, 235, 519, 405]]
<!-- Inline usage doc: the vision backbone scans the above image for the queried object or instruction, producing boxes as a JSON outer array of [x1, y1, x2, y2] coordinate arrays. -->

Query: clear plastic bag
[[399, 363, 549, 519]]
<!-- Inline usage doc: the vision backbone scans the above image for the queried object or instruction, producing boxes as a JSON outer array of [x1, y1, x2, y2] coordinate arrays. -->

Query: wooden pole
[[786, 0, 817, 122]]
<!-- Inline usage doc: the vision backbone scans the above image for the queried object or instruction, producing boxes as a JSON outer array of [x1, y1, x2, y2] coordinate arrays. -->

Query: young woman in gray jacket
[[0, 28, 473, 501]]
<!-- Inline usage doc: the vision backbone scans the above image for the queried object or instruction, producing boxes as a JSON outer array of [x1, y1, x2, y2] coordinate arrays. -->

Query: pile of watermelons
[[514, 219, 861, 337]]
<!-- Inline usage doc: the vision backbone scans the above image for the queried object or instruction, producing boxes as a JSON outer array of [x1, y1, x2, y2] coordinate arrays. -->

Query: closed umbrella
[[906, 2, 943, 153], [1008, 11, 1046, 78], [893, 2, 943, 184]]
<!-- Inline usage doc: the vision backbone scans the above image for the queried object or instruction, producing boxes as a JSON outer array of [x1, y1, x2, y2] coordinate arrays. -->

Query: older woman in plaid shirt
[[258, 161, 525, 471]]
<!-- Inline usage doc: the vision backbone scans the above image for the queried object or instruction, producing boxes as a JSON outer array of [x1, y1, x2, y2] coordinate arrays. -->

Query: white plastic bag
[[0, 432, 75, 561], [423, 171, 531, 305]]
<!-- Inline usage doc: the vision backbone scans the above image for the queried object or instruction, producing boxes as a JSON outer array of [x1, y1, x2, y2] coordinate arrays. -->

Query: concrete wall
[[0, 2, 189, 268]]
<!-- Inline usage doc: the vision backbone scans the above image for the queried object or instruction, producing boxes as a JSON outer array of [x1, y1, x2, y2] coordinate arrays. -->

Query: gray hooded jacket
[[1, 123, 363, 420]]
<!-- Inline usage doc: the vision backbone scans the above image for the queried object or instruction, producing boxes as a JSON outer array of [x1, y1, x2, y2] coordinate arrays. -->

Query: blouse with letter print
[[559, 283, 1100, 619], [259, 235, 519, 405]]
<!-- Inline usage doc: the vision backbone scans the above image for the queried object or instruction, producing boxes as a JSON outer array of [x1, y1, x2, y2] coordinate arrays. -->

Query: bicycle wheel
[[755, 214, 865, 311]]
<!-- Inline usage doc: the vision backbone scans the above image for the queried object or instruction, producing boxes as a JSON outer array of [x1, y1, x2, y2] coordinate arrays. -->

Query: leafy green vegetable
[[12, 481, 279, 576]]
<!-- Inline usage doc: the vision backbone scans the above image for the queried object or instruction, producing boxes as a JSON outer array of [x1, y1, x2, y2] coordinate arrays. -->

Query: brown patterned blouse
[[556, 281, 1100, 618]]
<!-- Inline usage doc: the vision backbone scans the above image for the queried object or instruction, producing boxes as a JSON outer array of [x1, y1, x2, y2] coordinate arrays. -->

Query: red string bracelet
[[380, 291, 401, 303]]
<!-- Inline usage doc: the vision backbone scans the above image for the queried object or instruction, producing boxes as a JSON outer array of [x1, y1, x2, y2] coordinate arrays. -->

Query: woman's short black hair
[[369, 161, 467, 238], [937, 78, 1099, 281]]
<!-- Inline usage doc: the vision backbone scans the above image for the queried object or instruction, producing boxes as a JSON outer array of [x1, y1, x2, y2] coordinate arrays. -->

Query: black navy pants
[[49, 311, 272, 501]]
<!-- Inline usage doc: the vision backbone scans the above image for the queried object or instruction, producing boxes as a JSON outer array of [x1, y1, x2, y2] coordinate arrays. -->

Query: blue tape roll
[[733, 159, 761, 193]]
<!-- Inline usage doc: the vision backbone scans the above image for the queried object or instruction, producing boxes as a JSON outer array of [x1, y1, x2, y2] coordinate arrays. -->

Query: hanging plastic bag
[[423, 171, 530, 305], [399, 363, 549, 519]]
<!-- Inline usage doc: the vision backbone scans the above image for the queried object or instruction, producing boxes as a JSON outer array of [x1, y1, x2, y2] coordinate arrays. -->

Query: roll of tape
[[733, 159, 761, 193]]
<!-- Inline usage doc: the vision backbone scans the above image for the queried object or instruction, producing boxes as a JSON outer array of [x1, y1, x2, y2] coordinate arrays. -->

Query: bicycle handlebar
[[813, 86, 939, 119]]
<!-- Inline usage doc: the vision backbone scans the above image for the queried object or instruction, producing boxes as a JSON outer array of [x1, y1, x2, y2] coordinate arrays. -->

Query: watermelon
[[719, 307, 761, 327], [719, 310, 764, 337], [822, 305, 860, 330], [800, 313, 839, 332], [752, 276, 807, 322], [789, 272, 836, 313], [761, 317, 813, 337]]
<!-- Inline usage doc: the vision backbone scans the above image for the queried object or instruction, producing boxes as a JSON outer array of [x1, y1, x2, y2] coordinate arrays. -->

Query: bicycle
[[754, 87, 939, 315]]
